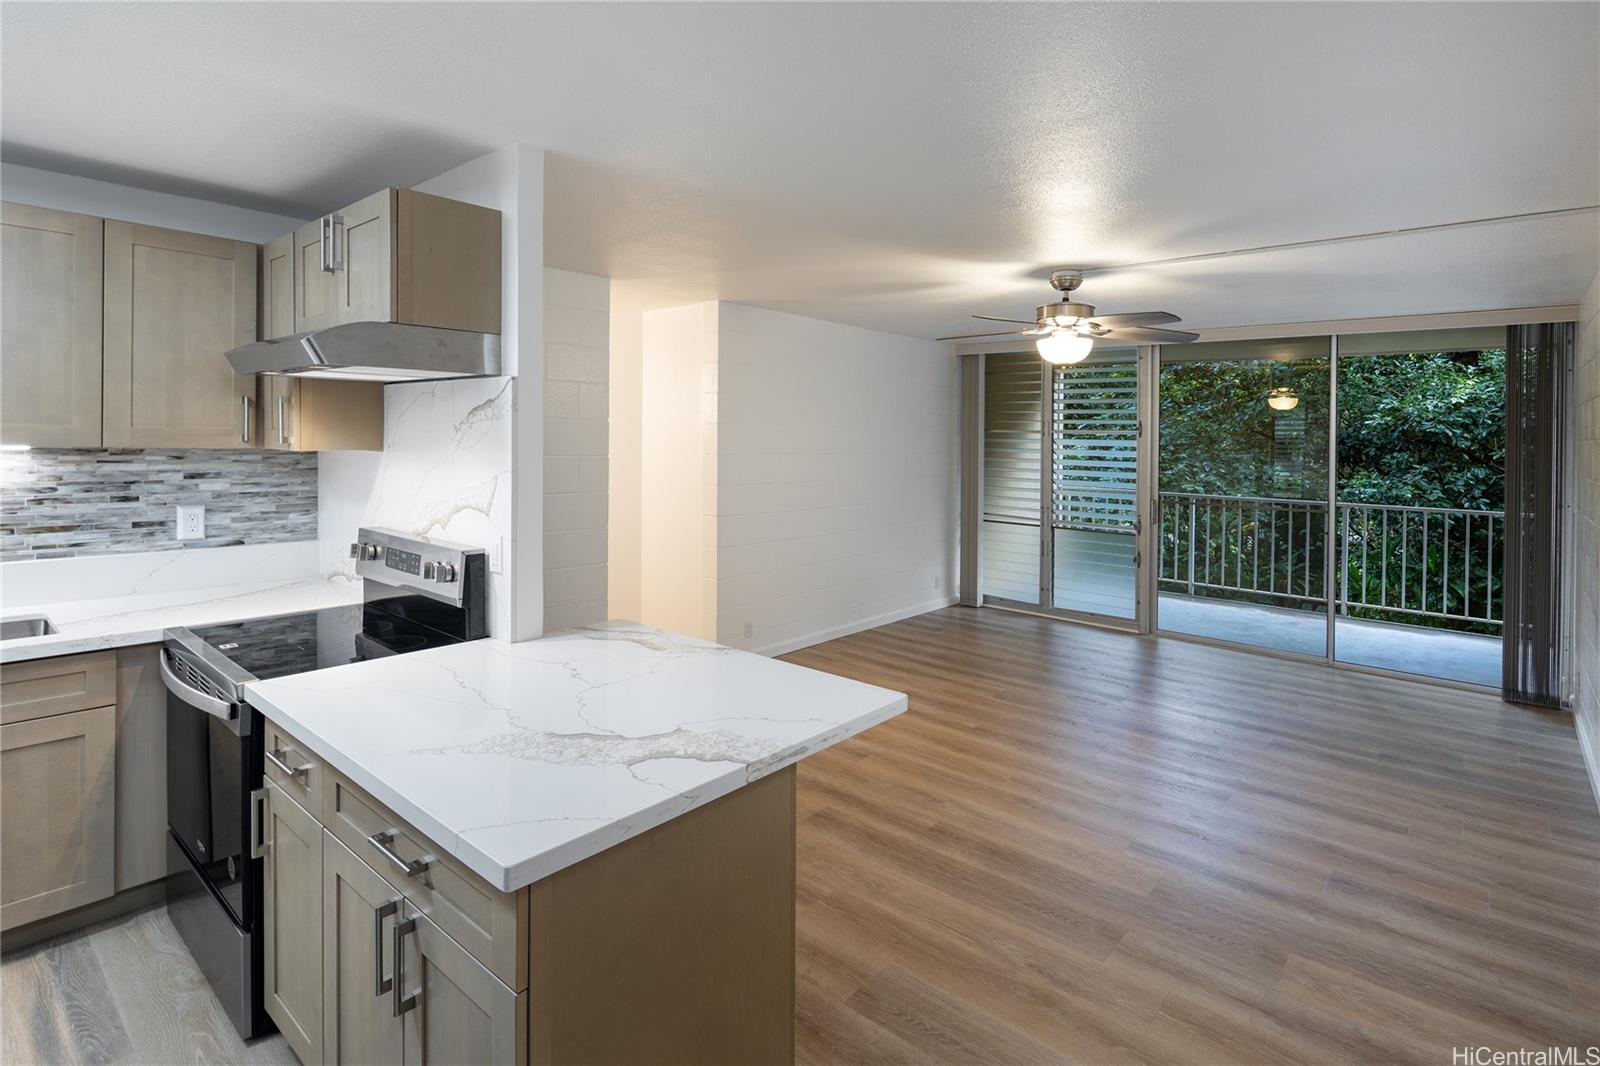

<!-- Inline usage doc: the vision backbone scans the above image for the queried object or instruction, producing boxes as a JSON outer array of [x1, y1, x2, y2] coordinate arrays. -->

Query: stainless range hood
[[226, 321, 501, 382]]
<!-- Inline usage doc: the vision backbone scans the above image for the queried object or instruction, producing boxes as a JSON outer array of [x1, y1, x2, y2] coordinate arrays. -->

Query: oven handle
[[160, 650, 238, 722]]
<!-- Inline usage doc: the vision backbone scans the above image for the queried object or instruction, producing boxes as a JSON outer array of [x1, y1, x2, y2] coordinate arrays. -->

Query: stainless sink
[[0, 616, 57, 640]]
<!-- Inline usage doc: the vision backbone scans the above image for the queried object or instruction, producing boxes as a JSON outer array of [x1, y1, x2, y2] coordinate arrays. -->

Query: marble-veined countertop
[[244, 621, 907, 892], [0, 578, 364, 663]]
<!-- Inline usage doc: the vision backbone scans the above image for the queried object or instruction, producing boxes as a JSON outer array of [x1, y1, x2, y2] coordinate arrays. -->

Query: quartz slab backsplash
[[1, 449, 318, 561], [318, 377, 514, 635]]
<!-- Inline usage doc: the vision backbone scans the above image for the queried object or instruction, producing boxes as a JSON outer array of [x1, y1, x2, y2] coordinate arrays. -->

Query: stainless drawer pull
[[373, 898, 399, 996], [249, 788, 267, 859], [392, 917, 418, 1017], [368, 829, 430, 878], [241, 394, 251, 444], [265, 747, 310, 782]]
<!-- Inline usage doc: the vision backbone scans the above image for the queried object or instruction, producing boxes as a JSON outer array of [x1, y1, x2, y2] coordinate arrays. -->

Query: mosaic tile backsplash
[[1, 449, 318, 561]]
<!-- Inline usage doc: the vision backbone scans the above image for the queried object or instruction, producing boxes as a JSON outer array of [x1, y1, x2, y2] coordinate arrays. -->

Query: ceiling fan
[[938, 269, 1198, 364]]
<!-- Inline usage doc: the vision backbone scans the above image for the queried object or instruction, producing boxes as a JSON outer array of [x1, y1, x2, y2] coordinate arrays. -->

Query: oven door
[[161, 647, 256, 929]]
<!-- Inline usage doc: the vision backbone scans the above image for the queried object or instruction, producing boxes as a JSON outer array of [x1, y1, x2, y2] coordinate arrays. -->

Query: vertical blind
[[1503, 322, 1574, 707]]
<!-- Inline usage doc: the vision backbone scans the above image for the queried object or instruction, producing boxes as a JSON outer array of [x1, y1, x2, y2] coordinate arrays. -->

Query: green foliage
[[1157, 351, 1505, 636], [1335, 350, 1504, 509]]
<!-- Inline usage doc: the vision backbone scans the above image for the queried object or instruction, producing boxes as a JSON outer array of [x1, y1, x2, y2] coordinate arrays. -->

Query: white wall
[[0, 163, 303, 242], [543, 268, 609, 630], [612, 300, 958, 654], [638, 302, 719, 638], [318, 144, 544, 640], [1575, 269, 1600, 811], [714, 304, 957, 654], [608, 283, 646, 622]]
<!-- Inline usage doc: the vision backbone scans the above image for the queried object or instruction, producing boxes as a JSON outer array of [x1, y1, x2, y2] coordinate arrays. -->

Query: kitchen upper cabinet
[[258, 374, 384, 452], [0, 203, 104, 447], [263, 782, 325, 1066], [262, 231, 296, 341], [291, 187, 499, 336], [102, 221, 258, 448], [0, 705, 116, 931], [324, 832, 406, 1066], [336, 188, 396, 327], [293, 216, 340, 335]]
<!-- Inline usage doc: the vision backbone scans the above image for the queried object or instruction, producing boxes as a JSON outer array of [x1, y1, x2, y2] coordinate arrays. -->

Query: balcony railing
[[1158, 492, 1503, 628]]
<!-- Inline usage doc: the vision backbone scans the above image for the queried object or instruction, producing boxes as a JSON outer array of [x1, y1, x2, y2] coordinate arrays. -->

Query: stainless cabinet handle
[[241, 394, 251, 444], [265, 747, 309, 781], [392, 917, 418, 1017], [319, 215, 330, 272], [373, 899, 399, 996], [249, 788, 267, 859], [277, 395, 288, 445], [367, 829, 430, 878], [328, 213, 343, 271]]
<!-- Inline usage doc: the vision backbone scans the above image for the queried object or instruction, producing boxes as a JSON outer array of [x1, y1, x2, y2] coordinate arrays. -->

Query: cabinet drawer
[[264, 720, 324, 816], [322, 766, 526, 991], [1, 650, 116, 725]]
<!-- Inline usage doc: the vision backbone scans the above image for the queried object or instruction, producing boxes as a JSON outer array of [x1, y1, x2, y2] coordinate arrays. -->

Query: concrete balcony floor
[[1157, 593, 1501, 687]]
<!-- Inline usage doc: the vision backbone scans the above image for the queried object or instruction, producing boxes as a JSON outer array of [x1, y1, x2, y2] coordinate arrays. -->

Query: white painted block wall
[[1575, 269, 1600, 810], [543, 268, 610, 631], [714, 304, 958, 654]]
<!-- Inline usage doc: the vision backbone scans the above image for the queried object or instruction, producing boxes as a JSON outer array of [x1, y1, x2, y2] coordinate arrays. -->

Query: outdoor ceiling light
[[1037, 331, 1094, 366], [1266, 386, 1300, 411]]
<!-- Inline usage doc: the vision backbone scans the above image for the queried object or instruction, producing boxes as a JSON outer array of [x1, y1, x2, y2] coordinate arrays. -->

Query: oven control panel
[[351, 527, 484, 605], [384, 546, 423, 575]]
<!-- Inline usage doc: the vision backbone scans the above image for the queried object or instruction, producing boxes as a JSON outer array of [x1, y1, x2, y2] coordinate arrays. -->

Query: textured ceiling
[[2, 2, 1595, 336]]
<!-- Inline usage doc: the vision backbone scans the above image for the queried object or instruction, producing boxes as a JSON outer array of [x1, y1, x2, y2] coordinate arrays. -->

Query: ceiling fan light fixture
[[1266, 386, 1300, 411], [1037, 330, 1094, 365]]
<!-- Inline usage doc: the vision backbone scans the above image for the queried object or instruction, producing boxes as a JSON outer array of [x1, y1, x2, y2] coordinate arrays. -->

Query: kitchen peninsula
[[242, 621, 906, 1066]]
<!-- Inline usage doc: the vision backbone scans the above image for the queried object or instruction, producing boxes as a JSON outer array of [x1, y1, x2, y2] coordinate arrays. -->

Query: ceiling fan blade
[[1088, 311, 1181, 329], [972, 314, 1038, 325], [1098, 325, 1200, 344], [936, 328, 1037, 341]]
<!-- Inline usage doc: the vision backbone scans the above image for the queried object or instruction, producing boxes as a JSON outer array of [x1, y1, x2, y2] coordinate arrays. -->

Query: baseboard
[[1576, 707, 1600, 817], [753, 595, 960, 658]]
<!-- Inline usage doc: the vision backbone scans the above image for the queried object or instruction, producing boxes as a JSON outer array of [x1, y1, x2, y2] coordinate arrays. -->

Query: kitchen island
[[242, 621, 905, 1065]]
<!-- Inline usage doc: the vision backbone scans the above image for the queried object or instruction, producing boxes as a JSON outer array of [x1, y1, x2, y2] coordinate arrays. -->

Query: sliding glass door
[[980, 348, 1145, 628], [1155, 338, 1332, 657]]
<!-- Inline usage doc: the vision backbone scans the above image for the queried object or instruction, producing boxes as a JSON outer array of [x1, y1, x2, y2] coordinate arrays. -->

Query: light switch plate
[[176, 504, 205, 540], [488, 536, 504, 574]]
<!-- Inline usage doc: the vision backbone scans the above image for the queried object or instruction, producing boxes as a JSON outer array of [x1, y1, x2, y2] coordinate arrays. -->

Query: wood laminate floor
[[783, 607, 1600, 1065], [3, 608, 1595, 1064]]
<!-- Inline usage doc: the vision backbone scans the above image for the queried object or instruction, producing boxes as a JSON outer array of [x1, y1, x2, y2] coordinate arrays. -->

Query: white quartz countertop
[[243, 621, 907, 892], [0, 577, 364, 663]]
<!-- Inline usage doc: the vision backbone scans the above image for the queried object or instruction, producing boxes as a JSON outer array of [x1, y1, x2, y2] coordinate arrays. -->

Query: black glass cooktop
[[186, 602, 463, 682]]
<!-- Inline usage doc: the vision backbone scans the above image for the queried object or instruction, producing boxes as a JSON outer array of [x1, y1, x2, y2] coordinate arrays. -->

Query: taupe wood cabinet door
[[0, 203, 104, 447], [261, 374, 299, 451], [262, 232, 296, 341], [102, 221, 257, 447], [0, 705, 115, 931], [294, 217, 339, 334], [399, 908, 525, 1065], [323, 834, 405, 1065], [264, 783, 324, 1065], [334, 189, 395, 326]]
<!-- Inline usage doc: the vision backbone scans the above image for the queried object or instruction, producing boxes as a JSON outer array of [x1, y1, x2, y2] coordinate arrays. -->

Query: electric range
[[158, 528, 487, 1039]]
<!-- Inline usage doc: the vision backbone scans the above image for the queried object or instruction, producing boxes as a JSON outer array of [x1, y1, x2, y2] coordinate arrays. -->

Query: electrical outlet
[[934, 575, 943, 591], [743, 620, 754, 639], [176, 504, 205, 541], [488, 536, 504, 574]]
